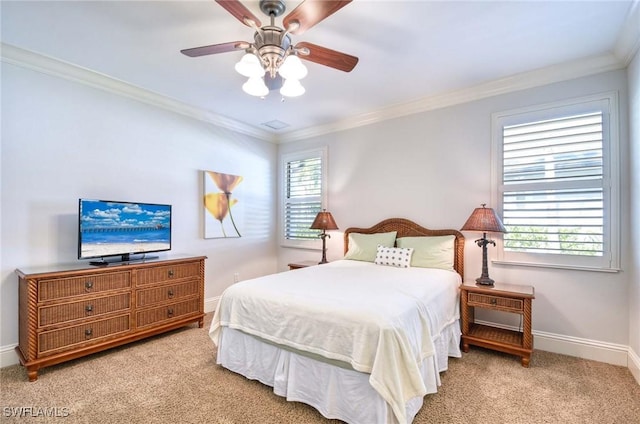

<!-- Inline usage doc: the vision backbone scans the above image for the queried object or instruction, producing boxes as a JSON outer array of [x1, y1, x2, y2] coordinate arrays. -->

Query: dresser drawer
[[38, 272, 131, 302], [136, 280, 199, 307], [136, 298, 201, 328], [39, 293, 131, 327], [38, 314, 131, 355], [467, 293, 523, 313], [136, 262, 201, 286]]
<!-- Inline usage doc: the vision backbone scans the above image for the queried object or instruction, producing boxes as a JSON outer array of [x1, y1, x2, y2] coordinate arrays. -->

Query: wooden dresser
[[16, 255, 206, 381]]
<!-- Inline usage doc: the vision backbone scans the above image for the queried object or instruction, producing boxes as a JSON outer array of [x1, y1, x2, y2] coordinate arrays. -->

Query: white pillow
[[374, 245, 414, 268], [396, 235, 455, 270], [343, 231, 397, 262]]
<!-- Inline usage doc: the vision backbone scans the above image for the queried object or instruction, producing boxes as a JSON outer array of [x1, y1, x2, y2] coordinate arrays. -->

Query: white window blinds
[[284, 154, 323, 240], [493, 93, 620, 271], [502, 112, 604, 256]]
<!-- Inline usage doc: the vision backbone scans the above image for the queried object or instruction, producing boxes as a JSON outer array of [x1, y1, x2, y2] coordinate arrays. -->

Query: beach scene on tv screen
[[80, 201, 171, 258]]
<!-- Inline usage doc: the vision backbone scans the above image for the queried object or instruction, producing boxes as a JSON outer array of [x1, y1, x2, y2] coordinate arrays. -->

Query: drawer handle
[[168, 270, 175, 277], [85, 304, 94, 313], [168, 289, 174, 298], [167, 308, 174, 317], [85, 328, 93, 337], [85, 281, 94, 291]]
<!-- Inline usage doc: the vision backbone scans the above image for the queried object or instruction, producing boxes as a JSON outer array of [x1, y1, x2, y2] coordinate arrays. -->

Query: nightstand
[[287, 260, 320, 270], [460, 281, 535, 367]]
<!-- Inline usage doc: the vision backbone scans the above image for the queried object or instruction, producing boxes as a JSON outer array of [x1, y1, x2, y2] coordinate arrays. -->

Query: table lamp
[[460, 204, 506, 286], [310, 210, 339, 264]]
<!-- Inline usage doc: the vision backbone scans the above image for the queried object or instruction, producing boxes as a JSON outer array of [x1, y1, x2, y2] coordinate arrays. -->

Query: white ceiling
[[1, 1, 638, 141]]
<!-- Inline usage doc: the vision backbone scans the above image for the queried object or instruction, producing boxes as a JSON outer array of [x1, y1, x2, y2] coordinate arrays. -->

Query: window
[[492, 93, 619, 271], [280, 147, 327, 247]]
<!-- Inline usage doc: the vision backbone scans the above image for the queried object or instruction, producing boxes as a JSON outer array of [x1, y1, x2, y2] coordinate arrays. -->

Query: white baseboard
[[474, 319, 629, 367], [1, 344, 19, 368], [629, 347, 640, 385], [204, 296, 220, 314], [1, 296, 222, 369], [533, 330, 629, 366]]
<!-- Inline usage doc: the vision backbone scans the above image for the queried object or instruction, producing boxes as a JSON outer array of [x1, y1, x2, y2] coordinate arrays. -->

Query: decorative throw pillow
[[374, 245, 414, 268], [344, 231, 397, 262], [396, 235, 455, 270]]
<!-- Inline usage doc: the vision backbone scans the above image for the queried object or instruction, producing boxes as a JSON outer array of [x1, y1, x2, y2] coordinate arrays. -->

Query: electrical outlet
[[233, 272, 240, 283]]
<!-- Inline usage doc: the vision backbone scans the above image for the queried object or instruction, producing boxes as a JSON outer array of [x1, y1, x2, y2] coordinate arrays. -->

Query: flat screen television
[[78, 199, 172, 265]]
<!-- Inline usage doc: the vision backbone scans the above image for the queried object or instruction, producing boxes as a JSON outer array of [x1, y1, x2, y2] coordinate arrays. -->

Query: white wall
[[1, 50, 636, 377], [279, 69, 631, 365], [0, 62, 278, 362], [628, 48, 640, 382]]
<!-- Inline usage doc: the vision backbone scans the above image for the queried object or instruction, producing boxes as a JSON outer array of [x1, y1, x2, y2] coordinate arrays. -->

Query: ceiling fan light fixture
[[242, 76, 269, 97], [235, 53, 265, 77], [278, 54, 308, 80], [280, 78, 305, 97], [182, 0, 359, 99]]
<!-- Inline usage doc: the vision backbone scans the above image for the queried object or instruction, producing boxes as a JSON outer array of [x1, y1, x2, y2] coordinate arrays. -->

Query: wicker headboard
[[343, 218, 464, 280]]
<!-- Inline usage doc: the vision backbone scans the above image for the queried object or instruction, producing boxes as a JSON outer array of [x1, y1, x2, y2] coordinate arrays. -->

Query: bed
[[209, 218, 464, 424]]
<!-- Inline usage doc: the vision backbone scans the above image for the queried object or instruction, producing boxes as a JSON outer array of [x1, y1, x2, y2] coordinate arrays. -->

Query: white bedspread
[[209, 260, 461, 424]]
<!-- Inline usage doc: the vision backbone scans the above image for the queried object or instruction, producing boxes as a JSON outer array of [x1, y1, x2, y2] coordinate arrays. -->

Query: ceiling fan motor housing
[[254, 26, 291, 78]]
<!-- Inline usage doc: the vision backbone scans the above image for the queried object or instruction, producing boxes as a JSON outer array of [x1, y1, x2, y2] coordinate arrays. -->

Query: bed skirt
[[216, 319, 461, 424]]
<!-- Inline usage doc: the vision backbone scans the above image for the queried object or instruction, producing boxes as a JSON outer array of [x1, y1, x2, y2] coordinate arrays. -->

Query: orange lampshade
[[310, 210, 339, 231], [461, 204, 506, 233]]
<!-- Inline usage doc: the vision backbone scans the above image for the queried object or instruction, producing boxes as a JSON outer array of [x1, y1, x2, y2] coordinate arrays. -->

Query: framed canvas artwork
[[203, 170, 244, 238]]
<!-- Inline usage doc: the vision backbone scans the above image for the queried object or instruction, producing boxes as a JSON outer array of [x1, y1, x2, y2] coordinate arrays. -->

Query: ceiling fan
[[181, 0, 359, 97]]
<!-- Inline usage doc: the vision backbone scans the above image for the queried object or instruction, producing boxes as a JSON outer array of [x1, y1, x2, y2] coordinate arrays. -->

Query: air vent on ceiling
[[262, 120, 290, 130]]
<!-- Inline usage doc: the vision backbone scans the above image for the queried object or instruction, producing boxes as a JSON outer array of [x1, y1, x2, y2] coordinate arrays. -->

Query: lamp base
[[475, 276, 495, 286], [318, 232, 329, 265]]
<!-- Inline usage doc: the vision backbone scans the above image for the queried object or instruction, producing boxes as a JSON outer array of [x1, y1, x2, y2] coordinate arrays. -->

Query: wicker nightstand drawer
[[38, 314, 131, 355], [136, 280, 199, 307], [136, 263, 201, 286], [467, 293, 523, 313], [39, 293, 131, 327], [38, 272, 131, 302], [136, 298, 201, 328]]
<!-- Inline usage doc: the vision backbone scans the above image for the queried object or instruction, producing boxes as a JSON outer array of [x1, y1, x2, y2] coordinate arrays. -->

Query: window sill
[[280, 243, 321, 251], [493, 260, 620, 273]]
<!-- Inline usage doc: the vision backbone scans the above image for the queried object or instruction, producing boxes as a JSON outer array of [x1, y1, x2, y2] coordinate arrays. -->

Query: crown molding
[[614, 0, 640, 65], [1, 43, 630, 145], [0, 43, 276, 142], [278, 52, 626, 143]]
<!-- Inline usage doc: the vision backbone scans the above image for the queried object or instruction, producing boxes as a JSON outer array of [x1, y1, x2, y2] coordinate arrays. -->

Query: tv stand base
[[88, 254, 160, 266]]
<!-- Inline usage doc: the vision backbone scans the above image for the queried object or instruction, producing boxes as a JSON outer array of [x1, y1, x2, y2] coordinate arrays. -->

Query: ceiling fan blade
[[283, 0, 352, 35], [295, 42, 358, 72], [181, 41, 249, 57], [215, 0, 262, 27]]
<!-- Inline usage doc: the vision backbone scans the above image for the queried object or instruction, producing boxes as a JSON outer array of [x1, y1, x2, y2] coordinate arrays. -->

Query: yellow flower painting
[[203, 171, 243, 238]]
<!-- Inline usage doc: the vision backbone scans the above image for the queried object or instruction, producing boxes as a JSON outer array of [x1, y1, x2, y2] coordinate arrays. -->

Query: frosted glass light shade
[[278, 55, 308, 80], [242, 76, 269, 97], [235, 53, 265, 78], [280, 78, 305, 97]]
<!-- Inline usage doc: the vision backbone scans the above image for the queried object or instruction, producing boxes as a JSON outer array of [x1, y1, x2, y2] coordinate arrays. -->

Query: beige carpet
[[1, 314, 639, 424]]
